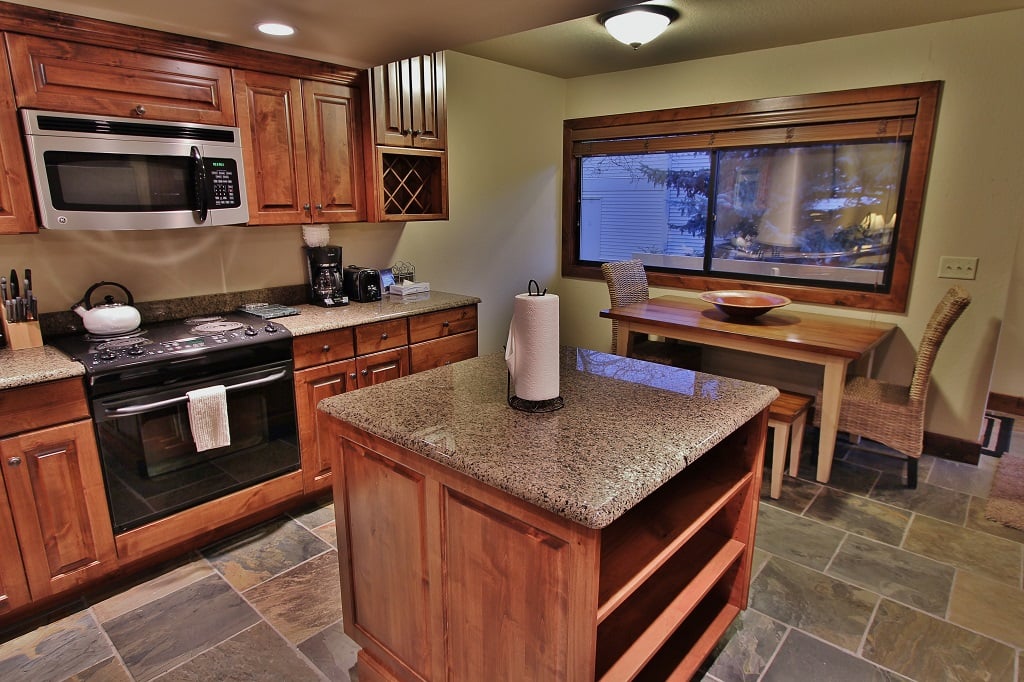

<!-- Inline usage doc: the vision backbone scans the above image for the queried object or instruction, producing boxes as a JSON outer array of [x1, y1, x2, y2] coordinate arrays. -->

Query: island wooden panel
[[0, 470, 29, 613], [325, 404, 767, 681]]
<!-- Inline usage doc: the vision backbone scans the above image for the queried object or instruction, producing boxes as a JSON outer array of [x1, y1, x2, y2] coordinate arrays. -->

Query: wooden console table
[[601, 295, 895, 483]]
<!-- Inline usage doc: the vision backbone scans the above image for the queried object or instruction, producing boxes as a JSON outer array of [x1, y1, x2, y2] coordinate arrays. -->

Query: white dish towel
[[186, 385, 231, 452]]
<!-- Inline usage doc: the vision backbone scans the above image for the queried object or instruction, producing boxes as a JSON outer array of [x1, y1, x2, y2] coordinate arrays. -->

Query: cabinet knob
[[315, 204, 323, 212], [401, 128, 411, 135], [349, 372, 357, 380], [412, 129, 422, 137], [442, 320, 450, 328], [304, 203, 311, 211], [381, 332, 388, 340], [7, 456, 21, 466], [361, 369, 369, 376], [322, 344, 330, 353], [133, 104, 147, 116]]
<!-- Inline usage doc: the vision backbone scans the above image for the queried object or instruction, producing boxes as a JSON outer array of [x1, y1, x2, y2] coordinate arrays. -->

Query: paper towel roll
[[505, 292, 560, 401]]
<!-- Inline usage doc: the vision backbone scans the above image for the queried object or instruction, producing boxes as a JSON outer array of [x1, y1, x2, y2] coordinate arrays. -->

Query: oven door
[[91, 360, 299, 533]]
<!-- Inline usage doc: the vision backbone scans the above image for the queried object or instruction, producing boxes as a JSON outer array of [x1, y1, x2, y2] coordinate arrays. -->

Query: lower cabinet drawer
[[409, 331, 478, 373], [293, 329, 356, 369]]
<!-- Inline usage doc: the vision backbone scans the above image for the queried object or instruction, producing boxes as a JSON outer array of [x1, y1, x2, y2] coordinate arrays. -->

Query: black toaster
[[343, 266, 382, 302]]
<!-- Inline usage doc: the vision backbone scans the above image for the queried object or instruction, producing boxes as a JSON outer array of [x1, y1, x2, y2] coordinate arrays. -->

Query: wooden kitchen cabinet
[[0, 419, 116, 602], [0, 472, 30, 615], [0, 37, 37, 234], [408, 305, 478, 373], [5, 33, 235, 124], [368, 53, 448, 221], [234, 70, 366, 225], [356, 348, 409, 387], [371, 53, 446, 150], [326, 404, 766, 681], [295, 359, 358, 493]]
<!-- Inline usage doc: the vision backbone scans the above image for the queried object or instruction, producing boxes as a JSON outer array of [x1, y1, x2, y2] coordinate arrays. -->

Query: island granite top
[[318, 346, 778, 529]]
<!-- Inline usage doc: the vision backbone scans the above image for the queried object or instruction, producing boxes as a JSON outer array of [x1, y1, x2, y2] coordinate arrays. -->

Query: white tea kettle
[[73, 281, 142, 335]]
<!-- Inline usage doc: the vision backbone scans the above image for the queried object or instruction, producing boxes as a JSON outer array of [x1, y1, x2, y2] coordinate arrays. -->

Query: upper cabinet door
[[233, 71, 311, 226], [6, 34, 235, 125], [0, 38, 38, 234], [303, 81, 366, 223], [372, 53, 446, 150]]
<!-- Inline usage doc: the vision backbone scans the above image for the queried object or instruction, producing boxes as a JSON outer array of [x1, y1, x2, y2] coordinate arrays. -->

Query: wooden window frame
[[561, 81, 942, 312]]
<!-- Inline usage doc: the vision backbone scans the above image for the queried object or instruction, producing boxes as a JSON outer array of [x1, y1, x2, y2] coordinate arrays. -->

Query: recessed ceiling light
[[257, 22, 295, 37]]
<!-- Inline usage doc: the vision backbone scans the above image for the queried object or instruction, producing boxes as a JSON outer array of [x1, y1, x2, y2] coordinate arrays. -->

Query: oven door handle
[[107, 368, 289, 416]]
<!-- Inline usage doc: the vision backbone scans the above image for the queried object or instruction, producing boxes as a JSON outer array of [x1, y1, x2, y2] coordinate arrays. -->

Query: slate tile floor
[[1, 423, 1022, 681]]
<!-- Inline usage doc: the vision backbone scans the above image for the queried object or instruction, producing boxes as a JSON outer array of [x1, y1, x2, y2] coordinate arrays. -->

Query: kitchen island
[[318, 346, 777, 681]]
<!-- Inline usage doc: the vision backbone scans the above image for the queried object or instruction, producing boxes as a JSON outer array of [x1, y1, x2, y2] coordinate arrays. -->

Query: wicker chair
[[815, 285, 971, 488], [601, 259, 700, 369]]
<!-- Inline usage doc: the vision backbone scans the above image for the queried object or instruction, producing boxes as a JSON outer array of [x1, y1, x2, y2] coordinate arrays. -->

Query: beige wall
[[556, 10, 1024, 442]]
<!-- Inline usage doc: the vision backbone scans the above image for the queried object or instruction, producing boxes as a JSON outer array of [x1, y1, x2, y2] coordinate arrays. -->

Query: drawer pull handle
[[133, 104, 147, 116], [361, 369, 369, 376], [7, 457, 21, 466], [442, 321, 450, 328], [349, 372, 357, 380], [322, 345, 330, 352], [381, 332, 388, 340]]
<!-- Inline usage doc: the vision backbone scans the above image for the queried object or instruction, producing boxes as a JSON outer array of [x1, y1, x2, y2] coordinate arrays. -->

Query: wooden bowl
[[699, 290, 791, 319]]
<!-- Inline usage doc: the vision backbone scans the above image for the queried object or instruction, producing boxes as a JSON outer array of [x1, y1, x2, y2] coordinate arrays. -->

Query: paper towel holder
[[507, 373, 564, 413], [527, 279, 547, 296]]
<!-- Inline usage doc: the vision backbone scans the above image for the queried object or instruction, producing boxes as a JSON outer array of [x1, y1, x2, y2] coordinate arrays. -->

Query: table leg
[[614, 323, 632, 356], [816, 359, 848, 483]]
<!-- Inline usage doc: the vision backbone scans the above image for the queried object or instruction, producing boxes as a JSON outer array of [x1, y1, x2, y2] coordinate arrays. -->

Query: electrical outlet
[[938, 256, 978, 280]]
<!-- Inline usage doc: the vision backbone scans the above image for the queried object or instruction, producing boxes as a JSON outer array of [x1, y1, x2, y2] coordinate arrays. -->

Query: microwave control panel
[[207, 158, 241, 208]]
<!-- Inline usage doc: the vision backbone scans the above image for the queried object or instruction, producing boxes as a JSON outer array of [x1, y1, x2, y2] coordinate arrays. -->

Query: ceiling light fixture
[[598, 5, 679, 50], [257, 22, 295, 37]]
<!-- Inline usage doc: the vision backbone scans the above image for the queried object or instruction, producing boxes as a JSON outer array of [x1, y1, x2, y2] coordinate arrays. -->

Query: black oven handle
[[107, 368, 288, 416]]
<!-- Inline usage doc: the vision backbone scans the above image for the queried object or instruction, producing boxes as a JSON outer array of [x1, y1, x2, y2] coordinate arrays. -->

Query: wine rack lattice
[[382, 153, 443, 216]]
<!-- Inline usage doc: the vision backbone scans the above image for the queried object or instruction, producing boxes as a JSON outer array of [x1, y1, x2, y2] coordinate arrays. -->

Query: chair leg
[[788, 413, 807, 478], [906, 457, 918, 489], [769, 423, 788, 500]]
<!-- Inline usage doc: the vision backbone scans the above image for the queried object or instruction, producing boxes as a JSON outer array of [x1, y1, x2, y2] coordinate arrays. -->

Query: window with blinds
[[563, 82, 941, 312]]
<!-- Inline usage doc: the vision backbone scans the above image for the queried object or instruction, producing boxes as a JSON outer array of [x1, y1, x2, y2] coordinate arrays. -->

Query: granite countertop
[[0, 290, 480, 390], [318, 346, 778, 529], [275, 291, 480, 336]]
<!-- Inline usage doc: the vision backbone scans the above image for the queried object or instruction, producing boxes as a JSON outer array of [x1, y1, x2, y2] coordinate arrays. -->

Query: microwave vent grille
[[35, 115, 236, 143]]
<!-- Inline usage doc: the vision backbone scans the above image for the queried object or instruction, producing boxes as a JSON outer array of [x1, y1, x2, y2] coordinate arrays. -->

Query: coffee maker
[[305, 245, 348, 307]]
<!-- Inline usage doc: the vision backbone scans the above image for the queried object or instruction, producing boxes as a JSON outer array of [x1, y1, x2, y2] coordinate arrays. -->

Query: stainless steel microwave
[[21, 109, 249, 230]]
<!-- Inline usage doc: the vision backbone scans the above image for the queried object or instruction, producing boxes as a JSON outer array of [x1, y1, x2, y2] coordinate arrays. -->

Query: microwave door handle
[[105, 369, 289, 416], [190, 145, 208, 222]]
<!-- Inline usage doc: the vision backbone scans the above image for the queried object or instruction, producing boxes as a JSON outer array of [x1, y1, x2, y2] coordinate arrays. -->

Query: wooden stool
[[767, 392, 813, 499]]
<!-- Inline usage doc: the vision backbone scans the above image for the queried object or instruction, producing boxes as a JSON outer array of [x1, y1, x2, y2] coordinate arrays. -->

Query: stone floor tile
[[103, 574, 259, 682], [903, 514, 1023, 586], [842, 444, 933, 481], [794, 455, 881, 496], [65, 656, 132, 681], [156, 622, 322, 681], [201, 517, 332, 591], [827, 535, 955, 616], [864, 599, 1015, 681], [947, 570, 1024, 648], [965, 494, 1024, 545], [244, 551, 342, 644], [702, 609, 786, 681], [759, 470, 821, 514], [753, 504, 846, 571], [804, 488, 911, 546], [927, 457, 995, 498], [762, 629, 908, 681], [749, 557, 878, 651], [297, 620, 360, 681], [0, 611, 112, 682], [90, 553, 214, 623], [869, 475, 971, 525], [314, 520, 338, 548], [289, 497, 336, 530], [751, 547, 771, 579]]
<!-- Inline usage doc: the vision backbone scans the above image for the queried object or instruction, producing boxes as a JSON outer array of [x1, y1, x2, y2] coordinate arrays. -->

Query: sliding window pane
[[711, 141, 907, 286], [579, 151, 710, 269]]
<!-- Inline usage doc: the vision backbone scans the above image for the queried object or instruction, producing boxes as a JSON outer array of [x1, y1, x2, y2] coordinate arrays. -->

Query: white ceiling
[[8, 0, 1024, 77]]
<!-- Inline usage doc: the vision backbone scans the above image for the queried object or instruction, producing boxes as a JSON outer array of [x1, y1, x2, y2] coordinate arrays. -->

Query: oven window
[[94, 365, 299, 533], [44, 151, 192, 211]]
